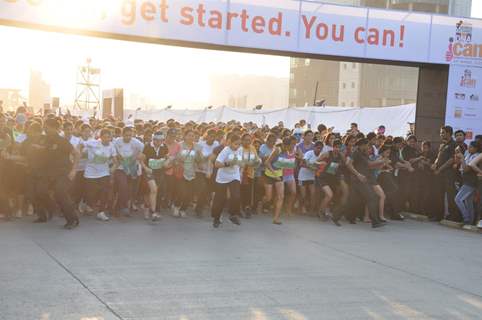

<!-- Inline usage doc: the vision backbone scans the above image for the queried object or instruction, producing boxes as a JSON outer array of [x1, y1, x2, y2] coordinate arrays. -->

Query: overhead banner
[[0, 0, 481, 65]]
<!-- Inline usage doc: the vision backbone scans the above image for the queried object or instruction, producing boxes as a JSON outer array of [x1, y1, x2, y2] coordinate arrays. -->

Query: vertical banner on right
[[446, 64, 482, 140]]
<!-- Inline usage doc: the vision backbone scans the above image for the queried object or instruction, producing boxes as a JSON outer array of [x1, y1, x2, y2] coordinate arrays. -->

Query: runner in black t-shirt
[[0, 114, 12, 219], [35, 118, 80, 229], [346, 138, 386, 228], [432, 125, 459, 222]]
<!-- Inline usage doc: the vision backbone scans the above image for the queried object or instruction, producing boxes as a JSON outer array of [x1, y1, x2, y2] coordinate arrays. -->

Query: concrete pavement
[[0, 214, 481, 320]]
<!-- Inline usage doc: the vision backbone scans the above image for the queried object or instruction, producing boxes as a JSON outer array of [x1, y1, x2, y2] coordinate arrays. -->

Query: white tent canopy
[[127, 104, 416, 137]]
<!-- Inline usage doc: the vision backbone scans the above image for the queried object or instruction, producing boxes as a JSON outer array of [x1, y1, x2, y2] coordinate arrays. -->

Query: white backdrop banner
[[130, 104, 415, 137], [0, 1, 481, 65]]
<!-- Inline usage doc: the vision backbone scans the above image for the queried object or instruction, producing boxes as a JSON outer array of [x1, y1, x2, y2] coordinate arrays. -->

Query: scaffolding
[[73, 58, 101, 115]]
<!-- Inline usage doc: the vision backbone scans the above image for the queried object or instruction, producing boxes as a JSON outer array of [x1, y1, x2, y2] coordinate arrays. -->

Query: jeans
[[445, 174, 461, 222], [455, 184, 476, 224], [478, 182, 482, 222]]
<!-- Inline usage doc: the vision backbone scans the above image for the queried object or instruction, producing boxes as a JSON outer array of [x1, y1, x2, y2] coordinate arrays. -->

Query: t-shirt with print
[[144, 143, 169, 172], [113, 137, 144, 176], [165, 141, 181, 176], [77, 138, 95, 172], [84, 140, 117, 179], [215, 146, 243, 184], [178, 142, 197, 181], [298, 150, 318, 181], [196, 140, 219, 174]]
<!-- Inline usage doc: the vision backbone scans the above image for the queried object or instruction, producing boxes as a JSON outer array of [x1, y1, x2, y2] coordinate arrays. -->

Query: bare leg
[[320, 186, 334, 217], [373, 185, 386, 221], [273, 182, 285, 224], [285, 180, 296, 216]]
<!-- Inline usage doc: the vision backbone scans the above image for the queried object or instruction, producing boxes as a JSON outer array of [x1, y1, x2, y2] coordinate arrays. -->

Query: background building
[[28, 70, 51, 111], [210, 74, 289, 109], [289, 0, 472, 107], [0, 88, 24, 112]]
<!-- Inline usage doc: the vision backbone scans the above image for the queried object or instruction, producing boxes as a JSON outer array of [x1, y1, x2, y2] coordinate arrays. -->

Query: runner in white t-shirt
[[81, 129, 118, 221], [113, 127, 144, 216], [72, 123, 94, 213], [194, 129, 219, 217], [211, 134, 243, 228]]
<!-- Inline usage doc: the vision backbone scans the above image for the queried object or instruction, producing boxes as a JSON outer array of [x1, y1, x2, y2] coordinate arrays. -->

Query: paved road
[[0, 214, 481, 320]]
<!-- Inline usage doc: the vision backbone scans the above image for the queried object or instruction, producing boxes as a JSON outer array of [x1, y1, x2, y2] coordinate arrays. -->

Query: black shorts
[[316, 173, 339, 189], [298, 180, 314, 187]]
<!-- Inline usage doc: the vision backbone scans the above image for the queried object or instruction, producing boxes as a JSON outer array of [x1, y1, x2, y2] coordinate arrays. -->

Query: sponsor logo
[[469, 94, 479, 101], [446, 20, 481, 62], [460, 69, 476, 88], [456, 20, 472, 43], [454, 108, 462, 118], [455, 93, 466, 100]]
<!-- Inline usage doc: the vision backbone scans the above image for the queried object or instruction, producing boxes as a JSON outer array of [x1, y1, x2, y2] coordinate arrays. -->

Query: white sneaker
[[27, 204, 34, 216], [152, 213, 161, 222], [180, 210, 187, 218], [97, 212, 110, 222], [172, 206, 180, 217]]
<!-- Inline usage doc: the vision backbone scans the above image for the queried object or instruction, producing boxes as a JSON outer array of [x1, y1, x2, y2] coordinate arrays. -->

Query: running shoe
[[229, 216, 241, 225], [172, 206, 180, 217], [97, 212, 110, 222]]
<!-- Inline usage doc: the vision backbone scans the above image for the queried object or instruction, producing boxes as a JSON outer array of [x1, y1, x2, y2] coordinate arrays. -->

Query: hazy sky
[[0, 2, 481, 109]]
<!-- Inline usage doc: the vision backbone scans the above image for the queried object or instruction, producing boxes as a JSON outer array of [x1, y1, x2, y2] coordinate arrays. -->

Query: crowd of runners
[[1, 107, 481, 230]]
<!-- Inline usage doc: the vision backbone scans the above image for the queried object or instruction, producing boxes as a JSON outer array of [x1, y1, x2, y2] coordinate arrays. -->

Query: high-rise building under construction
[[289, 0, 472, 107]]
